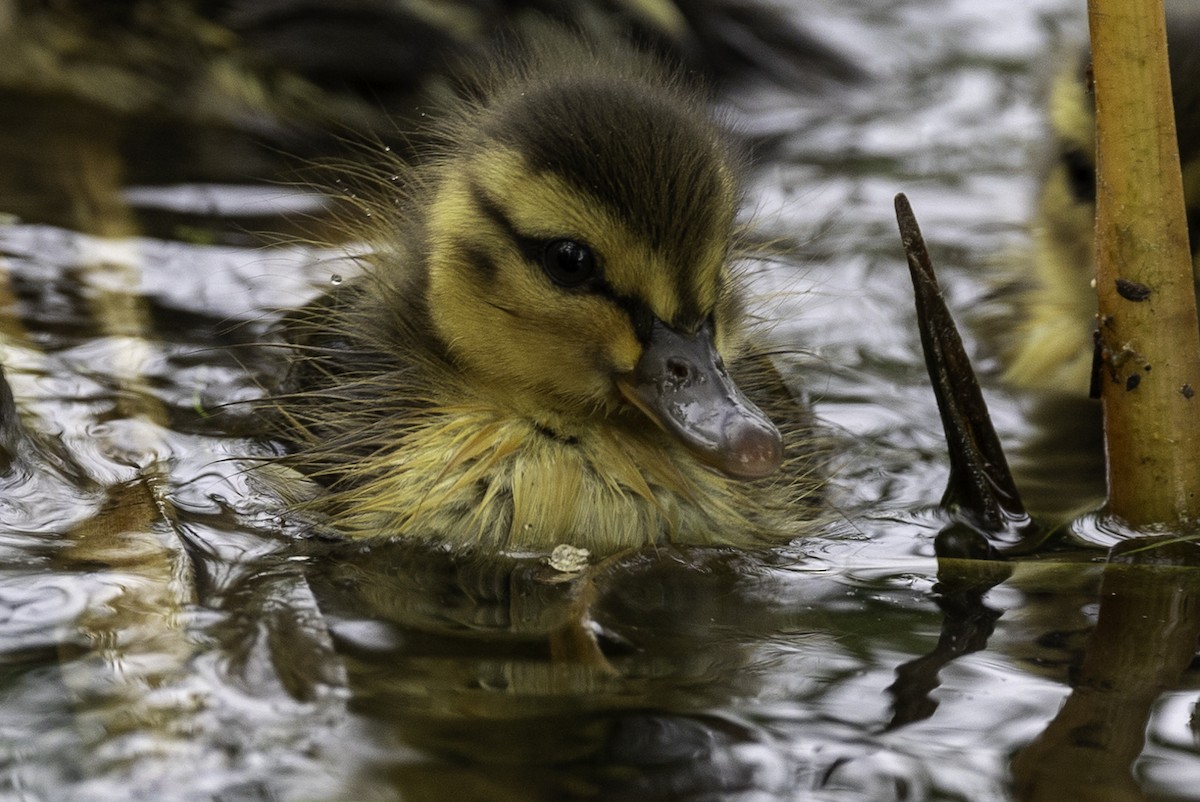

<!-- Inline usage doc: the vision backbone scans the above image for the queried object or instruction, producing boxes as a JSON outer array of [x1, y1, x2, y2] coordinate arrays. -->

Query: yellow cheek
[[429, 248, 641, 405], [506, 295, 640, 393], [606, 323, 642, 374], [712, 293, 744, 356]]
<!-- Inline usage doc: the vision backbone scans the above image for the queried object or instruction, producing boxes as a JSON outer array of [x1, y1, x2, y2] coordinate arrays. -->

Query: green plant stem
[[1088, 0, 1200, 527]]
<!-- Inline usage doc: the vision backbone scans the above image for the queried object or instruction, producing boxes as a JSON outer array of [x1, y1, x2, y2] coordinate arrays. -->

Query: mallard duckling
[[1002, 3, 1200, 392], [270, 37, 822, 555]]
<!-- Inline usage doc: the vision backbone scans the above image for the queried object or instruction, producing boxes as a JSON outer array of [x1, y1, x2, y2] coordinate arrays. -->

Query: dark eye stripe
[[610, 293, 655, 342], [454, 239, 499, 281], [468, 181, 543, 264], [463, 179, 693, 340]]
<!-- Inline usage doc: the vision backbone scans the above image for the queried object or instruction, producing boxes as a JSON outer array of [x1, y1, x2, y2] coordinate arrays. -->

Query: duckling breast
[[314, 398, 807, 553]]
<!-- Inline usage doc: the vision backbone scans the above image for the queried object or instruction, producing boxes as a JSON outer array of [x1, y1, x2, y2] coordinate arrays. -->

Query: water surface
[[3, 2, 1199, 801]]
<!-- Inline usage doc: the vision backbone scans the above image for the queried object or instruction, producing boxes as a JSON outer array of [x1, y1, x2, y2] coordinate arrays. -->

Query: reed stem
[[1088, 0, 1200, 527]]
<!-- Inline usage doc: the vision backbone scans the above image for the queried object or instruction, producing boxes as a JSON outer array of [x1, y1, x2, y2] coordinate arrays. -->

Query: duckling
[[269, 36, 823, 555], [1002, 2, 1200, 393]]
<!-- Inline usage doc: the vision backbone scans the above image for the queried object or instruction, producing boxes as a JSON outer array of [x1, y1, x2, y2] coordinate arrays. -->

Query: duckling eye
[[541, 240, 597, 288]]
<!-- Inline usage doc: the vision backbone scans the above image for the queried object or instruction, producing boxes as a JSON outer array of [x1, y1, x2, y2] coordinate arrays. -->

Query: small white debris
[[547, 544, 591, 573]]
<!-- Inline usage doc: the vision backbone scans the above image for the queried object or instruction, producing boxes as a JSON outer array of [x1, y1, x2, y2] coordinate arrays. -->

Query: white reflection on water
[[7, 0, 1200, 801]]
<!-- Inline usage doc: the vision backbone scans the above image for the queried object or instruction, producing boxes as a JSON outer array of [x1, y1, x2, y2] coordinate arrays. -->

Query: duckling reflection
[[271, 36, 824, 554], [302, 538, 843, 800], [1001, 2, 1200, 394]]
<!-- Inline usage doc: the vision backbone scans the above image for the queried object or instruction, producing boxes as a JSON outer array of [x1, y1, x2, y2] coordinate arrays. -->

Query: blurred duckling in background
[[1001, 2, 1200, 393], [0, 0, 857, 234], [271, 36, 823, 554]]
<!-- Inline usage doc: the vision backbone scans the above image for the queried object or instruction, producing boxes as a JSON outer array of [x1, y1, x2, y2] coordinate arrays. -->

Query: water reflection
[[301, 531, 971, 799], [303, 541, 875, 799], [886, 544, 1010, 731], [876, 521, 1200, 802], [1011, 540, 1200, 802], [2, 0, 1200, 800]]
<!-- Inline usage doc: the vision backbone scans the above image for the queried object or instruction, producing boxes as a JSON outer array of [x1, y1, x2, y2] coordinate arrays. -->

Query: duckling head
[[417, 52, 783, 480]]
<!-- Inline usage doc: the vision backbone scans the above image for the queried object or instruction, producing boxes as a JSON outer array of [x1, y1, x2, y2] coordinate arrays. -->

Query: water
[[3, 1, 1200, 800]]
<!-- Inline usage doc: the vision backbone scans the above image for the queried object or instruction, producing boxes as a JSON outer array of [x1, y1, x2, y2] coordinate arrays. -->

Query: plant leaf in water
[[894, 192, 1039, 551]]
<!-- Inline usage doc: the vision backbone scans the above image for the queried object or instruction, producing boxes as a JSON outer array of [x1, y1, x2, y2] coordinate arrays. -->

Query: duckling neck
[[529, 419, 580, 445]]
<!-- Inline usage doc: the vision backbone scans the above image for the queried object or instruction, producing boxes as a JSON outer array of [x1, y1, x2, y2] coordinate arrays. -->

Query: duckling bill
[[617, 318, 783, 479], [272, 38, 821, 554]]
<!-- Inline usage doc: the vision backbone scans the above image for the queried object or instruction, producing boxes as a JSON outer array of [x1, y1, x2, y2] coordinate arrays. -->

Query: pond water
[[3, 1, 1200, 801]]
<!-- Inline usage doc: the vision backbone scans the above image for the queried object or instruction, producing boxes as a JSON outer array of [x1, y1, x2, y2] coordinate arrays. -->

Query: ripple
[[0, 573, 92, 656]]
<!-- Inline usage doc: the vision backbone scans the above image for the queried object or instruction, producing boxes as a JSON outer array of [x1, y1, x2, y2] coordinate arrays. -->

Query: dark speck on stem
[[1115, 278, 1151, 301]]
